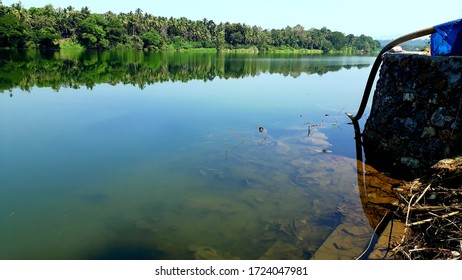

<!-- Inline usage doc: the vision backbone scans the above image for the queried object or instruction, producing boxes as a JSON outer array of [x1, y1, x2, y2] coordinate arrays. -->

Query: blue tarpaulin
[[431, 18, 462, 56]]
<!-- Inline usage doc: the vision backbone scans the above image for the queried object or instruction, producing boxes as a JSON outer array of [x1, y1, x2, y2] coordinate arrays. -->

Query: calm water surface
[[0, 51, 376, 259]]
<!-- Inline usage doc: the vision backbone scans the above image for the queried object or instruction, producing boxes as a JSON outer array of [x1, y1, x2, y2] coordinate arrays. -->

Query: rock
[[363, 54, 462, 178], [403, 92, 415, 101], [421, 126, 436, 138], [400, 157, 420, 169], [431, 108, 454, 128], [403, 118, 417, 130]]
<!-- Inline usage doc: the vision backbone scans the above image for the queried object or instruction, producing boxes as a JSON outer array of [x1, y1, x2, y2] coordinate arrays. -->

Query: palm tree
[[10, 2, 30, 24]]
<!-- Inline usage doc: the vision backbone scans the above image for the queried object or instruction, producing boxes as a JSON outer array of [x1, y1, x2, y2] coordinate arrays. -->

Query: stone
[[431, 108, 454, 128], [403, 118, 417, 130], [403, 92, 415, 101], [421, 126, 436, 138], [400, 157, 420, 169], [363, 54, 462, 178]]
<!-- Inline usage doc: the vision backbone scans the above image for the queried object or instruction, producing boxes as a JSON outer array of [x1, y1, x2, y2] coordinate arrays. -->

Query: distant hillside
[[378, 38, 430, 51]]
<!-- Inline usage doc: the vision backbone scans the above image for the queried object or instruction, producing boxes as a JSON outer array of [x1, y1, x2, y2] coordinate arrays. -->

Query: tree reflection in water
[[0, 49, 371, 93]]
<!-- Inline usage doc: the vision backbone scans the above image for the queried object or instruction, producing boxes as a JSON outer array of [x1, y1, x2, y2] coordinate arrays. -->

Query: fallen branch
[[409, 205, 462, 212], [412, 184, 432, 207], [407, 211, 460, 227]]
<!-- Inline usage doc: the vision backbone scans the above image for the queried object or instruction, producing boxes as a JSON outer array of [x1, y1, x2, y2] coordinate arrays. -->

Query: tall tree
[[328, 31, 347, 50], [104, 12, 128, 48], [141, 29, 163, 50], [0, 13, 28, 47], [214, 23, 225, 50], [225, 23, 245, 46], [78, 14, 109, 49]]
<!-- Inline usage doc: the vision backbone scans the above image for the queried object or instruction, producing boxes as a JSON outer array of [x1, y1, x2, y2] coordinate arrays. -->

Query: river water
[[0, 50, 381, 259]]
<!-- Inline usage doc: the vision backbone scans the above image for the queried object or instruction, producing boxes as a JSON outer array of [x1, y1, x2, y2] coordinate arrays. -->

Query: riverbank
[[369, 156, 462, 260], [58, 44, 326, 55]]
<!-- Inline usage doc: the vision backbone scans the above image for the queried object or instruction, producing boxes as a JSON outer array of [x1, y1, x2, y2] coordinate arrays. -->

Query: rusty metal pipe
[[347, 26, 437, 122]]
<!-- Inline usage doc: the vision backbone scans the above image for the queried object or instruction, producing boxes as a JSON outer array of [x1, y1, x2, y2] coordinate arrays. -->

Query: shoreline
[[369, 157, 462, 260]]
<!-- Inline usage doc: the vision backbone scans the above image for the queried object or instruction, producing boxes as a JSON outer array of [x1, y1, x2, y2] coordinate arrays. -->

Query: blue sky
[[3, 0, 462, 39]]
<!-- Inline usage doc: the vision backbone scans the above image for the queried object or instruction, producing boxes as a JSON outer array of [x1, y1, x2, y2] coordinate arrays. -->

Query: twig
[[409, 247, 451, 253], [407, 211, 460, 227], [355, 211, 391, 260], [409, 205, 456, 212], [255, 136, 266, 151], [428, 211, 462, 231], [230, 140, 245, 153], [393, 194, 417, 252], [412, 184, 432, 207]]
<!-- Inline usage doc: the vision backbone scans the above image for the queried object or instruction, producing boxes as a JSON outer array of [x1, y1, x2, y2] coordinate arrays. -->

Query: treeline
[[0, 50, 371, 92], [0, 2, 381, 53]]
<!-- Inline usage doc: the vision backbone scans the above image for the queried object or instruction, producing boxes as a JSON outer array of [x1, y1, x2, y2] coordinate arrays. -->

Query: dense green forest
[[0, 2, 380, 53]]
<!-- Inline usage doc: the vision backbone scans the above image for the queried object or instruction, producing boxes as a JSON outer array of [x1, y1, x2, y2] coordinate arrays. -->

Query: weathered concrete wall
[[363, 54, 462, 178]]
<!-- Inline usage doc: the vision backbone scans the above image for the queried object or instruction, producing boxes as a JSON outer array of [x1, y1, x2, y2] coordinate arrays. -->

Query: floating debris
[[256, 136, 267, 151], [231, 140, 245, 153], [314, 149, 332, 153], [305, 122, 324, 138], [225, 140, 246, 160]]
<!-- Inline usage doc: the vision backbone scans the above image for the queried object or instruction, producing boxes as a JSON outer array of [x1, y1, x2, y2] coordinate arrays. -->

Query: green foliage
[[129, 35, 144, 50], [33, 27, 60, 48], [0, 14, 28, 48], [141, 30, 163, 50], [225, 23, 246, 46], [58, 38, 84, 49], [105, 16, 128, 48], [78, 14, 108, 49], [1, 2, 381, 53], [328, 31, 348, 50]]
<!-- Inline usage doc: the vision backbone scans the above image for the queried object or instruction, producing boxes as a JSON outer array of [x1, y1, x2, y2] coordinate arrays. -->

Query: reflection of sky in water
[[0, 64, 375, 259]]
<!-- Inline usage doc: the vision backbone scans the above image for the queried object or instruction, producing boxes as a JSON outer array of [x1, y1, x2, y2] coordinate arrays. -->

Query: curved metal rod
[[346, 26, 437, 121]]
